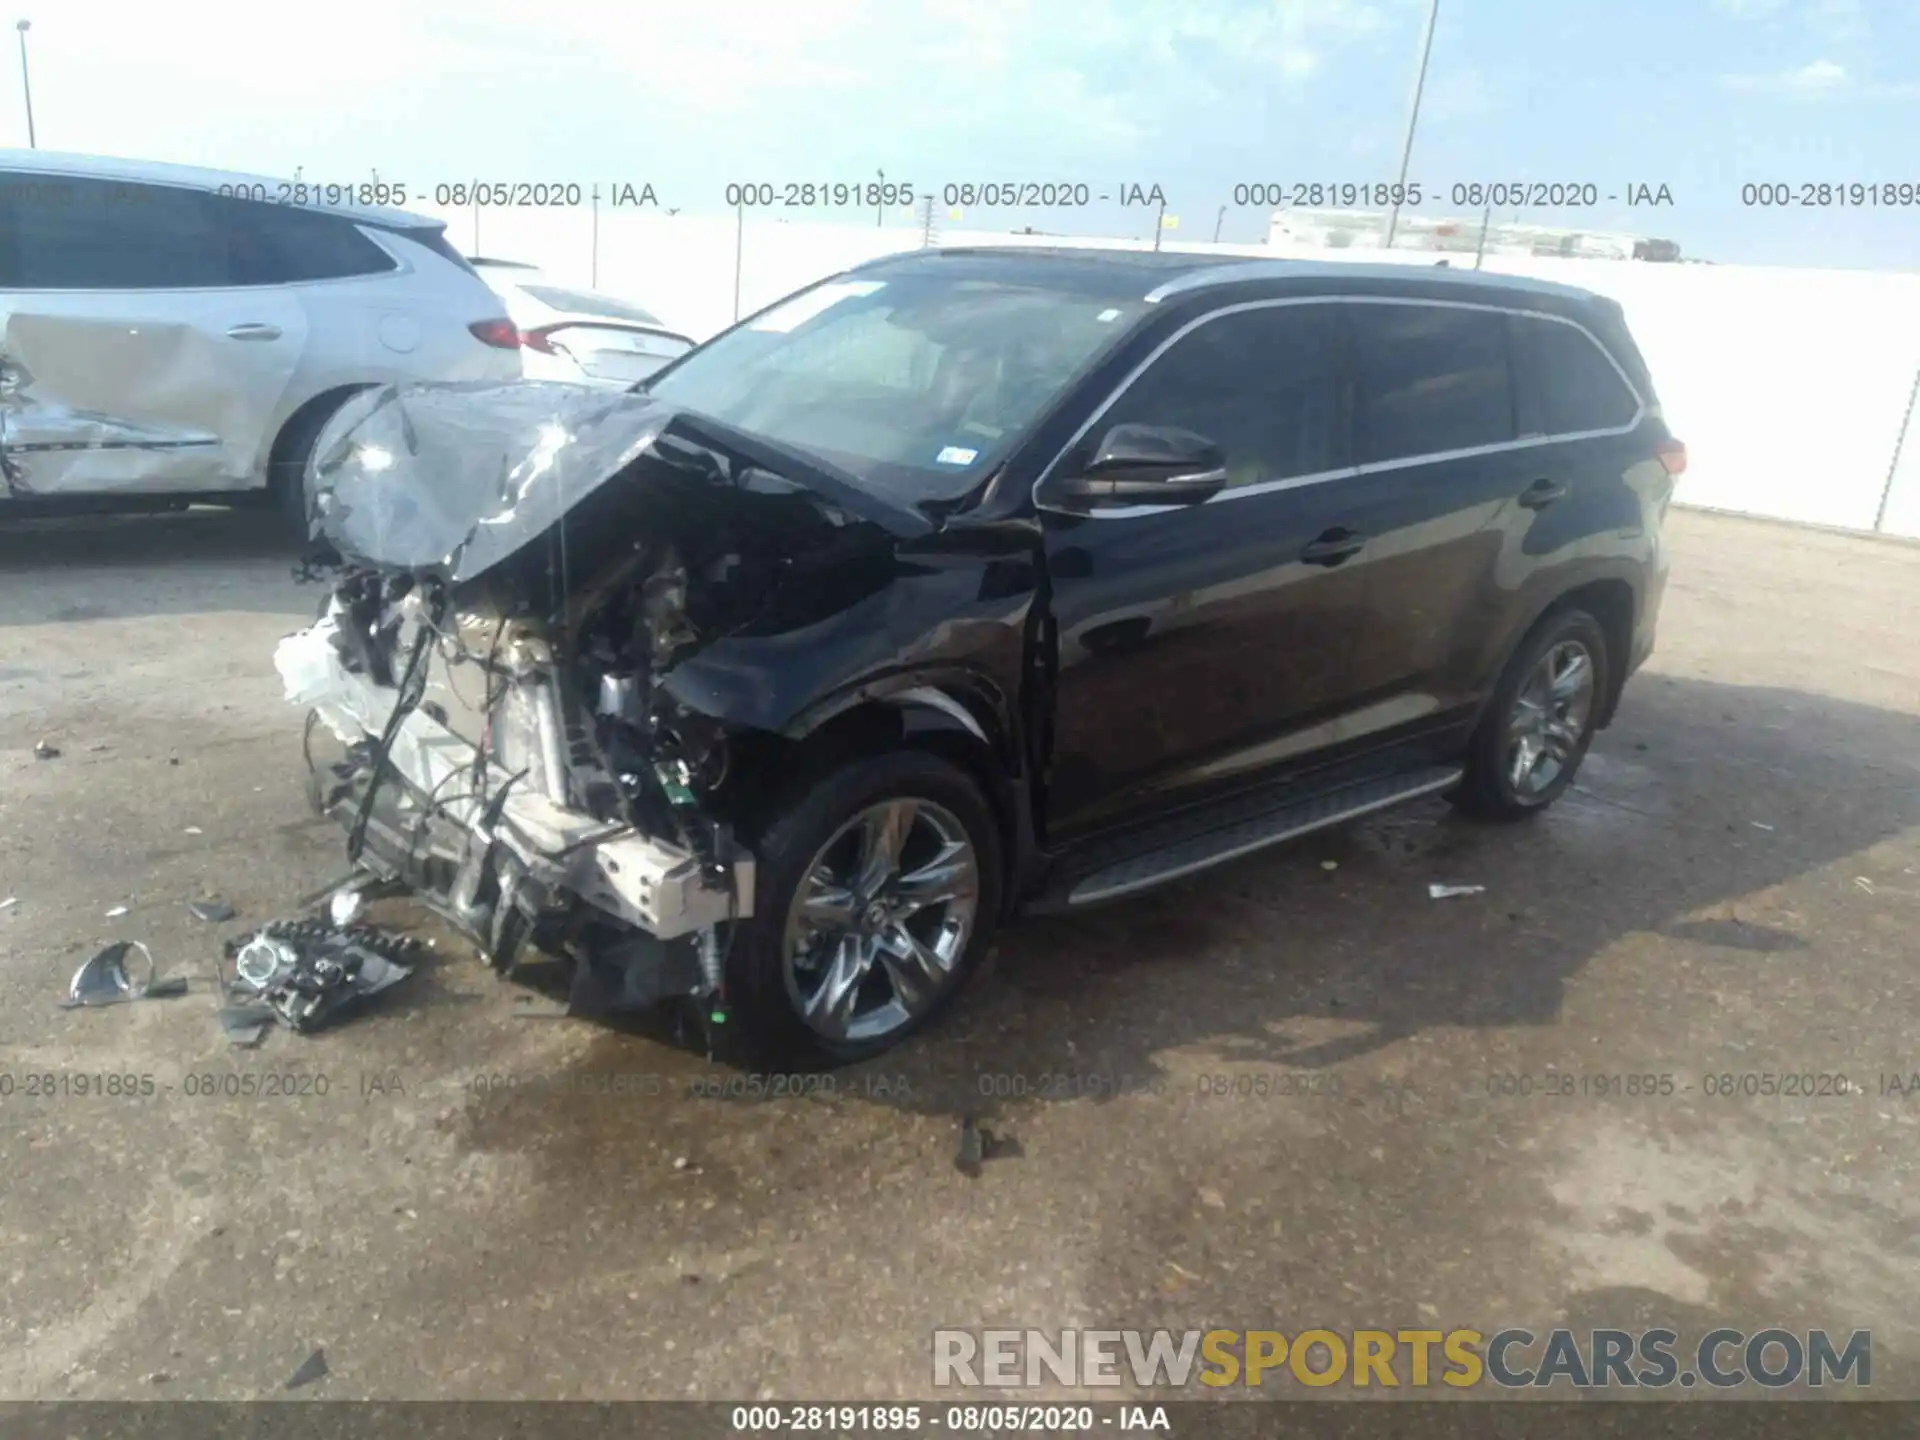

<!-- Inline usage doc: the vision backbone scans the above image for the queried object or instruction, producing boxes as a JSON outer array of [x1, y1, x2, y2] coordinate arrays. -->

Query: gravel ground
[[1, 505, 1916, 1404]]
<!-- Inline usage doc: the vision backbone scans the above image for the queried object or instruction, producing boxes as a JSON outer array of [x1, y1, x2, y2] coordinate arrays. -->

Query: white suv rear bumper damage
[[274, 616, 753, 941]]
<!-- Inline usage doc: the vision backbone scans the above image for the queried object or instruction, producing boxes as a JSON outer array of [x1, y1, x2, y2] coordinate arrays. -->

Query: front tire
[[723, 750, 1004, 1070], [1451, 607, 1609, 821]]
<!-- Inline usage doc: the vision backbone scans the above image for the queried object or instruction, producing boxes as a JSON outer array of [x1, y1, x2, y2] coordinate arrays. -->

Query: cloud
[[1712, 0, 1871, 42], [1720, 58, 1852, 92], [1711, 0, 1793, 17]]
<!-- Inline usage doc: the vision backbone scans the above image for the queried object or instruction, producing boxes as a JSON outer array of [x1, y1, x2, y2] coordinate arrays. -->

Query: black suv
[[285, 246, 1681, 1067]]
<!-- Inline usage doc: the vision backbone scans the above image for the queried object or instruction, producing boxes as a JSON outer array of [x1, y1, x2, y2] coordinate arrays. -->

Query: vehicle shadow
[[852, 671, 1920, 1115], [0, 507, 317, 626]]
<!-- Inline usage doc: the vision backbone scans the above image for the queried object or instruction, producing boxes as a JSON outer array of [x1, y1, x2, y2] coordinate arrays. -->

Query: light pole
[[1383, 0, 1439, 250], [14, 19, 34, 150]]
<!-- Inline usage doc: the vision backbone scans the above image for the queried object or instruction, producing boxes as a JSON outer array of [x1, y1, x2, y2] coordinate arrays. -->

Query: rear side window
[[1510, 313, 1640, 435], [1348, 303, 1515, 465], [228, 200, 398, 284], [1099, 304, 1342, 488], [402, 226, 478, 274], [0, 173, 235, 289]]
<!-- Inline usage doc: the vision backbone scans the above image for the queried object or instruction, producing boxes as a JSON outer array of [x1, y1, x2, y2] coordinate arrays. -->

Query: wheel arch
[[1484, 572, 1639, 733], [733, 676, 1032, 910], [265, 383, 381, 496]]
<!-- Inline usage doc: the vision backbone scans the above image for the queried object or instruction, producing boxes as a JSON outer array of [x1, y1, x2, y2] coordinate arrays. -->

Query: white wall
[[425, 204, 1920, 539]]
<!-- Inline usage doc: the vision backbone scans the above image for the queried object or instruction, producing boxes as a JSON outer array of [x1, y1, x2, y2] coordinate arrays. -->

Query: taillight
[[468, 318, 520, 349], [1656, 439, 1687, 476], [518, 326, 565, 355]]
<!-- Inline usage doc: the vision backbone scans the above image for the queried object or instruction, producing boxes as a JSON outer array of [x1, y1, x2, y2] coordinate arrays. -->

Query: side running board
[[1066, 766, 1462, 907]]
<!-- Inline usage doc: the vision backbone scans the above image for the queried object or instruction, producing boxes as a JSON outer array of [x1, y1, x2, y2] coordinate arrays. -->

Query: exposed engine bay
[[275, 381, 925, 1020]]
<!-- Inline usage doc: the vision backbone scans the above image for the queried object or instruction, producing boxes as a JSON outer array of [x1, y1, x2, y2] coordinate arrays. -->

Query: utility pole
[[1153, 196, 1167, 252], [590, 183, 600, 288], [1473, 202, 1492, 269], [1383, 0, 1439, 250], [1213, 204, 1226, 243], [15, 19, 34, 149], [732, 201, 745, 321], [875, 168, 885, 228]]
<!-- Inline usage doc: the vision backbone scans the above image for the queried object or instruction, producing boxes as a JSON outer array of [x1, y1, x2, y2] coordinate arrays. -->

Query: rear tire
[[722, 750, 1004, 1070], [1451, 607, 1609, 821]]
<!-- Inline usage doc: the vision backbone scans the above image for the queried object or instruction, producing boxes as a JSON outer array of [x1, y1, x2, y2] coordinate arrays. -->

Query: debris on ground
[[1750, 821, 1775, 831], [328, 888, 365, 928], [183, 826, 205, 836], [1320, 860, 1339, 872], [0, 897, 16, 912], [33, 738, 60, 760], [1853, 877, 1876, 894], [954, 1117, 1020, 1177], [955, 1117, 985, 1178], [1428, 883, 1486, 900], [222, 919, 421, 1035], [284, 1348, 329, 1390], [105, 905, 130, 918], [219, 1006, 273, 1049], [187, 900, 238, 924], [58, 941, 190, 1009]]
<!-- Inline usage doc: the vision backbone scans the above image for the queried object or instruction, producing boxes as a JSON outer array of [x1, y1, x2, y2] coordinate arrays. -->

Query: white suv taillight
[[468, 318, 521, 349]]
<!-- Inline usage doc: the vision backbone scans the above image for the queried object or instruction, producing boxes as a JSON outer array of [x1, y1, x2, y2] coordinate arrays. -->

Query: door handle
[[225, 323, 283, 341], [1301, 528, 1366, 566], [1518, 477, 1569, 510]]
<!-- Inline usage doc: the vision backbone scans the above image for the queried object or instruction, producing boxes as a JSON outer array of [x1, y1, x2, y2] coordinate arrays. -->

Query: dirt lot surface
[[1, 507, 1916, 1405]]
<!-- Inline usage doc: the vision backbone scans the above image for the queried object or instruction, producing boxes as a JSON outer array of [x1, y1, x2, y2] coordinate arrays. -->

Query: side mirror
[[1053, 424, 1229, 506]]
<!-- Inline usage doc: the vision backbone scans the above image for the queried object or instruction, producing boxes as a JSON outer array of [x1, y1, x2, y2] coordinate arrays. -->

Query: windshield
[[643, 271, 1145, 500]]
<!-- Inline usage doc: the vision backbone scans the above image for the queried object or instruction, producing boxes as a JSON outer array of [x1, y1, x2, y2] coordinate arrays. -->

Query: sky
[[7, 0, 1920, 269]]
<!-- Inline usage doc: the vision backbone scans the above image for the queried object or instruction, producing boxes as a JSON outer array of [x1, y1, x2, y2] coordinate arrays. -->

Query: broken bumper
[[274, 617, 753, 943]]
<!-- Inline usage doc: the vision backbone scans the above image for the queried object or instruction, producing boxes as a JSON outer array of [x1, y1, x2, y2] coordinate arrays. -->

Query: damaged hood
[[308, 381, 934, 582]]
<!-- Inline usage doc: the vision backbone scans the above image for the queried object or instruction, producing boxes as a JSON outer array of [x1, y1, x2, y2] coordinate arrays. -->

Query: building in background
[[1267, 208, 1684, 262]]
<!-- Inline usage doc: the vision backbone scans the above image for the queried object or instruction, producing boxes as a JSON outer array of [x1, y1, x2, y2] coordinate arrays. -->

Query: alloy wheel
[[1504, 639, 1595, 799], [781, 798, 980, 1045]]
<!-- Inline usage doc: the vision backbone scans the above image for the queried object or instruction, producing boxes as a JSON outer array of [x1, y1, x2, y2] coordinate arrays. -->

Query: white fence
[[430, 204, 1920, 540]]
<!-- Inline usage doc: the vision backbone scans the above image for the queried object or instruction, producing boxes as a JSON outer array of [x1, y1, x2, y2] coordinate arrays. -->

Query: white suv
[[0, 151, 520, 529]]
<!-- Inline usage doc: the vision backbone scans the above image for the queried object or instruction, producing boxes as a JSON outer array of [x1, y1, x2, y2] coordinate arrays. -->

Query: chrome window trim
[[1033, 294, 1646, 521]]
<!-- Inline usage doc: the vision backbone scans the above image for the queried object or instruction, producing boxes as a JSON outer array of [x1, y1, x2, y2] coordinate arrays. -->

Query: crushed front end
[[273, 381, 912, 1017]]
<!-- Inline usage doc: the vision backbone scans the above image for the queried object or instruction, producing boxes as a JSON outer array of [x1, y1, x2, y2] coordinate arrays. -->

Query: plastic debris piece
[[219, 1006, 273, 1048], [105, 905, 130, 918], [328, 889, 365, 928], [188, 900, 237, 924], [57, 941, 179, 1008], [33, 738, 60, 760], [1320, 860, 1339, 871], [284, 1348, 329, 1390], [1750, 822, 1775, 831], [184, 826, 205, 836], [955, 1117, 985, 1178], [1853, 877, 1875, 893], [1428, 883, 1486, 899], [0, 897, 16, 911]]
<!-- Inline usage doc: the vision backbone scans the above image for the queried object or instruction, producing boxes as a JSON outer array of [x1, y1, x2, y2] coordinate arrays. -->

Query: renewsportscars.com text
[[932, 1327, 1871, 1389]]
